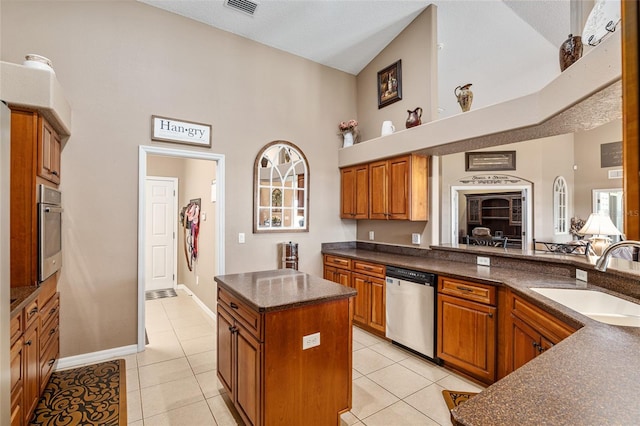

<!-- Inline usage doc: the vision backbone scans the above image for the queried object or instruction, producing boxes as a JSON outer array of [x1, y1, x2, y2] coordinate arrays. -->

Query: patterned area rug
[[31, 359, 127, 426], [442, 389, 478, 411], [145, 288, 178, 300]]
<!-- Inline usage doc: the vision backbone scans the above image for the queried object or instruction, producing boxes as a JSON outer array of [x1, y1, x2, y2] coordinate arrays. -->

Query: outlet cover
[[369, 231, 375, 240], [576, 269, 588, 282], [302, 332, 320, 350], [412, 233, 421, 244], [477, 256, 490, 267], [238, 233, 245, 244]]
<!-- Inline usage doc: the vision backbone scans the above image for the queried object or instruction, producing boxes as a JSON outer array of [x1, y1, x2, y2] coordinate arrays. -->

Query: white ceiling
[[139, 0, 575, 117]]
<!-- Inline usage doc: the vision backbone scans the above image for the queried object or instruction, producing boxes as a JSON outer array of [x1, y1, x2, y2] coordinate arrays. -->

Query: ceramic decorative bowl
[[23, 54, 54, 72]]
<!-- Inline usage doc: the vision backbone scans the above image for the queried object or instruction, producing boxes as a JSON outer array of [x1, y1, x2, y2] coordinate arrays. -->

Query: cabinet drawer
[[10, 311, 22, 346], [353, 261, 385, 278], [24, 299, 39, 328], [39, 293, 59, 329], [40, 313, 59, 351], [218, 287, 262, 340], [511, 294, 576, 343], [38, 276, 57, 306], [324, 255, 351, 269], [439, 277, 496, 305], [40, 331, 59, 393]]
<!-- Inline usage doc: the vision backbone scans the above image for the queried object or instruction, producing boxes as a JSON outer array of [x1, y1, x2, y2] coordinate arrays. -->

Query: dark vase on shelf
[[559, 34, 583, 71]]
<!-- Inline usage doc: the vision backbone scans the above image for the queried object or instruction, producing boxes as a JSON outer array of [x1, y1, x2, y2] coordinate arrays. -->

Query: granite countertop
[[214, 269, 357, 313], [10, 285, 40, 317], [322, 244, 640, 425]]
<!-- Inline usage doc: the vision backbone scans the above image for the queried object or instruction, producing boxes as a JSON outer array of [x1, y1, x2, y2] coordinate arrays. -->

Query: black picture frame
[[465, 151, 516, 172], [377, 60, 402, 109]]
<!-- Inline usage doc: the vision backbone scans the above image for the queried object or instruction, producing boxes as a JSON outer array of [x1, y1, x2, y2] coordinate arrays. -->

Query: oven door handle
[[44, 206, 64, 214]]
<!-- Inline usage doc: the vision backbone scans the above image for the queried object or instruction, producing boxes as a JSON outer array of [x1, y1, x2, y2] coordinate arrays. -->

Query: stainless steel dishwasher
[[385, 266, 438, 362]]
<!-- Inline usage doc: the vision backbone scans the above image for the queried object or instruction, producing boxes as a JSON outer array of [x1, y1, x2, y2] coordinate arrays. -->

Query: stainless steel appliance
[[385, 266, 438, 362], [38, 184, 63, 282]]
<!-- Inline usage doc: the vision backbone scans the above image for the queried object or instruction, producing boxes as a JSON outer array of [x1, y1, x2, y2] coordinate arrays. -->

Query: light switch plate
[[238, 233, 245, 244], [576, 269, 588, 282], [302, 332, 320, 350], [412, 233, 421, 244], [369, 231, 375, 240]]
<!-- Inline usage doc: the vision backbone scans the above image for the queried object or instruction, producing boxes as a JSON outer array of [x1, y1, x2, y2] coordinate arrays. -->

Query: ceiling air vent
[[225, 0, 258, 16]]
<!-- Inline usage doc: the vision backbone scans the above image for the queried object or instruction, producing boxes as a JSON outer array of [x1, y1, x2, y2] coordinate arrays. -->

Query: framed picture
[[377, 60, 402, 109], [465, 151, 516, 172], [151, 115, 212, 147]]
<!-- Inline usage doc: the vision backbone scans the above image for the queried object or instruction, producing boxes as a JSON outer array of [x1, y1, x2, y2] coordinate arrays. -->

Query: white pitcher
[[381, 121, 395, 136]]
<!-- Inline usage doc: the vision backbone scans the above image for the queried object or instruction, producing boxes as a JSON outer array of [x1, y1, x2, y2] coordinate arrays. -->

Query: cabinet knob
[[456, 286, 473, 292], [29, 307, 39, 316], [48, 359, 56, 366], [488, 312, 493, 318], [25, 340, 32, 346], [52, 171, 59, 176], [230, 302, 239, 310], [49, 327, 57, 336]]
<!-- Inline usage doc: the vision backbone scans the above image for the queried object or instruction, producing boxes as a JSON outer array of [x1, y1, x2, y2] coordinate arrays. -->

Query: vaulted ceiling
[[139, 0, 578, 117]]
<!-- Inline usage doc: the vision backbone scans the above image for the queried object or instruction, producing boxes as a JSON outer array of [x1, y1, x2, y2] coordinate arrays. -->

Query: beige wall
[[356, 6, 438, 142], [573, 119, 623, 219], [1, 1, 357, 357]]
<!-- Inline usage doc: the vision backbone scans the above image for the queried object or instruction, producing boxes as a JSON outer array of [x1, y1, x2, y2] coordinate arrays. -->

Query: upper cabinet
[[38, 116, 61, 185], [340, 153, 428, 221]]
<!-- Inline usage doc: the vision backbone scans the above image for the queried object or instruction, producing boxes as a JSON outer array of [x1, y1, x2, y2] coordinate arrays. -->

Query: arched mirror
[[253, 141, 309, 233]]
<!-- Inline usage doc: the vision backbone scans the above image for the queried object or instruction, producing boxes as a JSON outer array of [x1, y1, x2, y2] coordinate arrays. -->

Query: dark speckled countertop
[[214, 269, 357, 313], [323, 243, 640, 425], [10, 285, 40, 317]]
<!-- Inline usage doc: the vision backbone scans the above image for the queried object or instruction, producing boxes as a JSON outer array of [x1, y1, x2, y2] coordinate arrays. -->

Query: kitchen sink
[[530, 288, 640, 327]]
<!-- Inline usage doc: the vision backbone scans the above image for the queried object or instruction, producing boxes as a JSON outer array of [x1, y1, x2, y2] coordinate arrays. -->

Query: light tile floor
[[122, 289, 484, 425]]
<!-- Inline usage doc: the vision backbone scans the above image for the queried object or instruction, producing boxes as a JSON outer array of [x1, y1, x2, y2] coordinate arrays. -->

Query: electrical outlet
[[576, 269, 588, 282], [477, 256, 490, 267], [369, 231, 375, 241], [302, 332, 320, 350], [238, 233, 245, 244], [196, 276, 199, 285], [412, 233, 421, 244]]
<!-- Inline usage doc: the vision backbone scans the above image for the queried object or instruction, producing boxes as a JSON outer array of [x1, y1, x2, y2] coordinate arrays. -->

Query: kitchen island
[[214, 269, 356, 426]]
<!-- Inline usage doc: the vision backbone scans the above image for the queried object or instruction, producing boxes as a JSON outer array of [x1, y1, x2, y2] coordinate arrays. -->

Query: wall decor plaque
[[465, 151, 516, 172], [151, 115, 212, 147]]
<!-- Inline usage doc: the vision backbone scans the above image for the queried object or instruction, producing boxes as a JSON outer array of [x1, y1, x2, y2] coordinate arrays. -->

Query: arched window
[[254, 141, 309, 232], [553, 176, 569, 235]]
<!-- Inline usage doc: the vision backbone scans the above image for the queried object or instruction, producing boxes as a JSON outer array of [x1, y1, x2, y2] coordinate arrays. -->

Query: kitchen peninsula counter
[[214, 269, 356, 426], [322, 242, 640, 425]]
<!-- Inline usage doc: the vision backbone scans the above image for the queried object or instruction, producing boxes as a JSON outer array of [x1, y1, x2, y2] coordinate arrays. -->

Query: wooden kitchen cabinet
[[323, 255, 352, 287], [437, 276, 497, 385], [507, 293, 576, 373], [38, 117, 61, 185], [22, 321, 40, 424], [369, 154, 428, 221], [351, 260, 386, 335], [216, 279, 353, 426], [340, 164, 369, 219]]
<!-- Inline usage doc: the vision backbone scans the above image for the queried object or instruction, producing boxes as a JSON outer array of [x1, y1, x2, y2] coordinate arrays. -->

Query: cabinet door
[[387, 156, 410, 220], [368, 276, 385, 333], [38, 118, 61, 184], [335, 269, 351, 287], [467, 198, 481, 224], [236, 324, 261, 426], [438, 294, 496, 384], [217, 308, 234, 395], [510, 314, 541, 371], [340, 167, 356, 218], [23, 323, 39, 423], [352, 274, 370, 325], [510, 196, 522, 225], [10, 338, 24, 426], [369, 161, 388, 219]]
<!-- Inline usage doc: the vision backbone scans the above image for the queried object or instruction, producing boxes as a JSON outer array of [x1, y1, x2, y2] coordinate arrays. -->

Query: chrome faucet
[[595, 240, 640, 272]]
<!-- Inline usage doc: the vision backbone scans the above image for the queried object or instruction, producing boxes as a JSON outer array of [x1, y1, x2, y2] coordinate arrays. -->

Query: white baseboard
[[177, 284, 216, 320], [56, 344, 138, 371]]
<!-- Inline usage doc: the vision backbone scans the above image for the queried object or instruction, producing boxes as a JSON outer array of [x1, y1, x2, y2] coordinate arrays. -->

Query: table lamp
[[578, 212, 622, 255]]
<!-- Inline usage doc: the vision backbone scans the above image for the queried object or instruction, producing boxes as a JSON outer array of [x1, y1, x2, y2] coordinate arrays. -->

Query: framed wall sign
[[151, 115, 212, 147], [600, 141, 622, 167], [377, 60, 402, 109], [465, 151, 516, 172]]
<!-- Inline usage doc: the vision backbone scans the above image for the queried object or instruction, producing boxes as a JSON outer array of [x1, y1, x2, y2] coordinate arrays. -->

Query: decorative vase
[[454, 84, 473, 112], [342, 131, 354, 148], [559, 34, 583, 71], [406, 107, 422, 129]]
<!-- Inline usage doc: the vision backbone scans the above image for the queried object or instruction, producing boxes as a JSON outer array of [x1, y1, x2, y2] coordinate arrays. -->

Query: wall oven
[[38, 184, 62, 282]]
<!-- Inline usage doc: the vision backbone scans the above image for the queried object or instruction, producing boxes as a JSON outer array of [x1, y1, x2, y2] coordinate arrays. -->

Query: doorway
[[137, 146, 225, 352], [451, 184, 532, 249]]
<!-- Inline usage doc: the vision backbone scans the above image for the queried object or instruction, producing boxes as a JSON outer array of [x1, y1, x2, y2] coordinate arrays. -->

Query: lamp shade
[[578, 213, 621, 236]]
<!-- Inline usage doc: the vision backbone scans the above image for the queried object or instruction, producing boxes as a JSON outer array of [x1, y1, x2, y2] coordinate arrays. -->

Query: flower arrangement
[[338, 119, 359, 143], [570, 217, 586, 238]]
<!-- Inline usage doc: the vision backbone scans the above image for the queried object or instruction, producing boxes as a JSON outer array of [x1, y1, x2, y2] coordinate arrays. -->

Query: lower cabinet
[[323, 255, 352, 287], [508, 293, 576, 372], [216, 286, 352, 426], [10, 284, 60, 426], [437, 277, 497, 385]]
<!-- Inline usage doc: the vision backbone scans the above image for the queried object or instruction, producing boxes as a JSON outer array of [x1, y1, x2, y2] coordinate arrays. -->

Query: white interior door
[[145, 177, 177, 292]]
